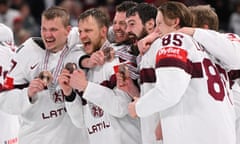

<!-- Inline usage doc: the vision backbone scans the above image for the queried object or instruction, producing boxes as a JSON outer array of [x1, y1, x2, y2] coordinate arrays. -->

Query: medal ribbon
[[42, 45, 70, 84]]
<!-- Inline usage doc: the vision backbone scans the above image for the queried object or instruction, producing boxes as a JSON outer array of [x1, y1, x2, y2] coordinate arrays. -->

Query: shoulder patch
[[156, 46, 187, 63]]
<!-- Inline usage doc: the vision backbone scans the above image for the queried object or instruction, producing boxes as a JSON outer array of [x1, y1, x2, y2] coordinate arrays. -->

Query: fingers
[[58, 69, 71, 85], [138, 39, 151, 56], [28, 78, 45, 97], [116, 72, 125, 86], [90, 51, 105, 65]]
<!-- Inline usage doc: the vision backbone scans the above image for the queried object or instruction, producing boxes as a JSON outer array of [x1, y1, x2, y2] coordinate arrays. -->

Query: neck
[[48, 45, 65, 53]]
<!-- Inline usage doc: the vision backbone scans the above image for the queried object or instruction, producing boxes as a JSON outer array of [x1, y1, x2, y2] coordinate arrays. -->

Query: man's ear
[[173, 18, 180, 28], [65, 25, 72, 36], [145, 18, 155, 34], [101, 26, 108, 37]]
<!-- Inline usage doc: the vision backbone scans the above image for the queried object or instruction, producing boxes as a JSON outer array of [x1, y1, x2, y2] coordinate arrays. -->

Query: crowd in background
[[0, 0, 240, 46]]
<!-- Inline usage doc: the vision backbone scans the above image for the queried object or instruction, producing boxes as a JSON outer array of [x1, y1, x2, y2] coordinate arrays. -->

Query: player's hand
[[155, 121, 163, 140], [58, 69, 73, 96], [89, 50, 105, 66], [116, 72, 139, 99], [128, 97, 139, 118], [138, 31, 159, 55], [116, 72, 127, 87], [28, 78, 45, 98], [69, 69, 88, 92]]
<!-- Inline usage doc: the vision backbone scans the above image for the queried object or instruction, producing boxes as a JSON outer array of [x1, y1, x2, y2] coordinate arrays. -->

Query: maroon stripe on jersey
[[189, 61, 203, 78], [156, 57, 203, 78], [14, 83, 29, 89], [228, 70, 240, 88], [140, 68, 156, 84], [0, 83, 29, 92], [228, 70, 240, 80], [100, 74, 117, 89], [118, 57, 125, 63]]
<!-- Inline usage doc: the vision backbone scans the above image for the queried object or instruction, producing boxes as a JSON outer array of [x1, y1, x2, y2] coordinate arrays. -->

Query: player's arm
[[64, 91, 85, 128], [0, 53, 35, 114], [133, 33, 191, 117], [83, 81, 131, 117], [79, 50, 105, 69], [181, 27, 240, 69], [70, 68, 131, 118]]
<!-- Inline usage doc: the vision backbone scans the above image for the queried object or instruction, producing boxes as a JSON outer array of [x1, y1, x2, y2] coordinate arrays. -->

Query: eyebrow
[[127, 19, 136, 24]]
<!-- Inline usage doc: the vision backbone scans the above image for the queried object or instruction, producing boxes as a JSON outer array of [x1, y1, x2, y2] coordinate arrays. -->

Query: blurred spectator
[[12, 16, 31, 46], [229, 1, 240, 35], [19, 2, 39, 36], [10, 0, 23, 10], [25, 0, 63, 25], [59, 0, 83, 27], [0, 0, 20, 29]]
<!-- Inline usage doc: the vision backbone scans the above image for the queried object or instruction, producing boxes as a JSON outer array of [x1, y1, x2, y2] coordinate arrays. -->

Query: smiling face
[[112, 11, 128, 43], [155, 11, 178, 37], [41, 17, 70, 53], [126, 13, 148, 43], [78, 15, 106, 55]]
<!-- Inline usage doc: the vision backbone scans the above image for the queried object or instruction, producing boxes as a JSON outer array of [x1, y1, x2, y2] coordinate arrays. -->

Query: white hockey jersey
[[136, 32, 236, 144], [0, 37, 88, 144], [0, 43, 19, 144], [138, 38, 161, 144], [193, 28, 240, 144], [66, 41, 141, 144], [193, 28, 240, 69]]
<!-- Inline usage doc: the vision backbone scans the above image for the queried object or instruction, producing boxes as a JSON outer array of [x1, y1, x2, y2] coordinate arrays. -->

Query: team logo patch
[[156, 47, 187, 62], [89, 102, 104, 118]]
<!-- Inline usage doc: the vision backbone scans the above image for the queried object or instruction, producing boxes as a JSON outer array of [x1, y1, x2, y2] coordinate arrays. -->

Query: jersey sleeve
[[193, 28, 240, 69], [65, 92, 85, 128], [136, 33, 192, 117], [83, 81, 132, 118], [0, 38, 42, 114], [0, 88, 33, 114]]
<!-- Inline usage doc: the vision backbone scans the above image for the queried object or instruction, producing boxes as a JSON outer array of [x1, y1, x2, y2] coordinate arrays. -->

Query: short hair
[[189, 5, 219, 31], [116, 1, 137, 12], [41, 6, 70, 27], [78, 8, 110, 28], [158, 1, 193, 28], [126, 2, 157, 25]]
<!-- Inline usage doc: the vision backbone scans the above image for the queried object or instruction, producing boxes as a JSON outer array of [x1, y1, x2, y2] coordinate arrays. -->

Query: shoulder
[[223, 33, 240, 42], [0, 44, 13, 59], [68, 27, 81, 48], [16, 37, 45, 54], [161, 32, 194, 48]]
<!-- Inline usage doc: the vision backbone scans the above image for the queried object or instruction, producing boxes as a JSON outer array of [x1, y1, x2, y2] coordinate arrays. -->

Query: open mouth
[[115, 31, 124, 38], [44, 38, 55, 45], [83, 41, 91, 47]]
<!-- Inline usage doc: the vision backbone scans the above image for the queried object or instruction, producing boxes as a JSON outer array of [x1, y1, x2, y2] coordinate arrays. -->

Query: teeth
[[116, 33, 123, 36], [45, 39, 54, 42]]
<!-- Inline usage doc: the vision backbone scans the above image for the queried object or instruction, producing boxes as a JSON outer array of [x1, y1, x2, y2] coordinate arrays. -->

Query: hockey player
[[0, 6, 88, 144], [58, 8, 141, 144], [0, 23, 19, 144], [178, 5, 240, 144], [122, 3, 162, 144], [128, 1, 236, 144]]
